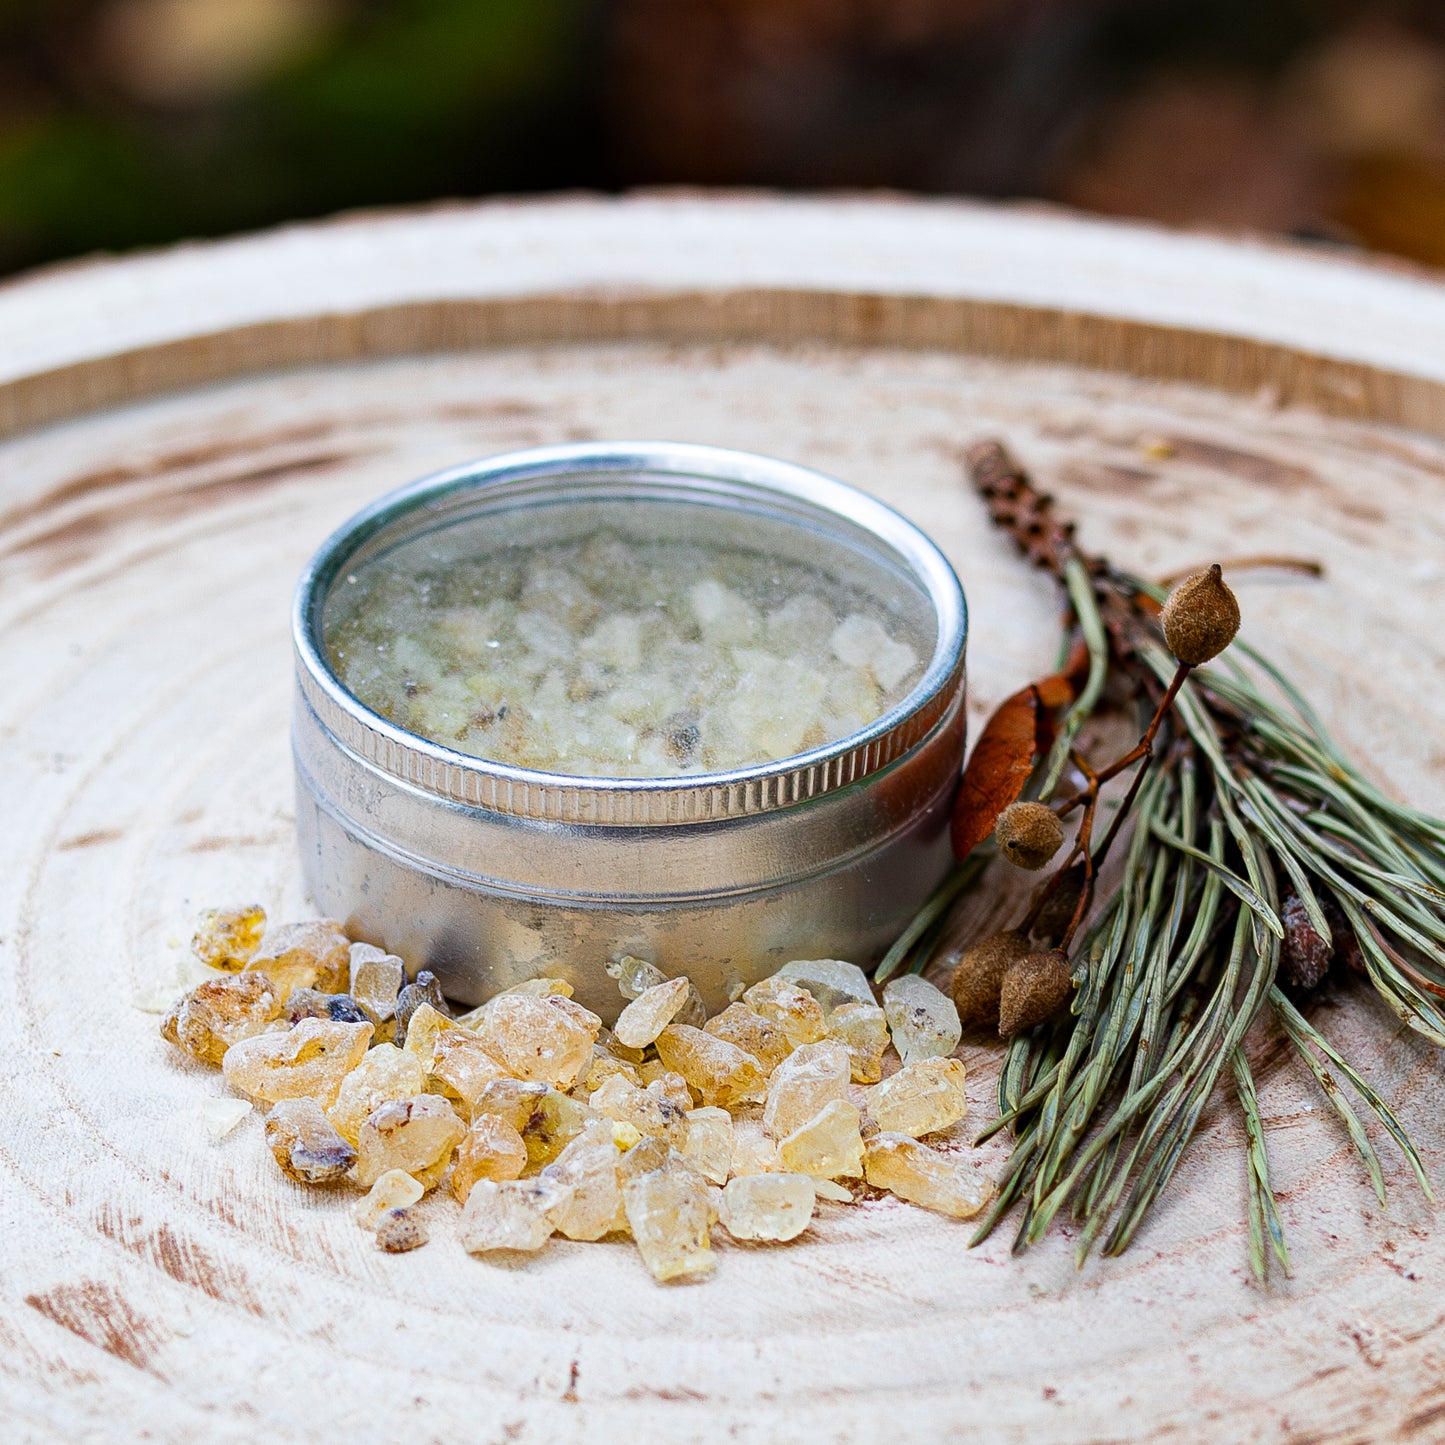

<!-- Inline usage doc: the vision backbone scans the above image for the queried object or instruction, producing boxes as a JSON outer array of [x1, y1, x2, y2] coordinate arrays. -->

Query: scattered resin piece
[[542, 1120, 625, 1240], [673, 980, 709, 1030], [762, 1040, 852, 1139], [719, 1174, 816, 1241], [743, 976, 828, 1047], [588, 1075, 687, 1141], [191, 905, 267, 971], [355, 1168, 424, 1229], [355, 1095, 466, 1190], [613, 977, 691, 1049], [825, 1001, 891, 1085], [476, 995, 601, 1089], [400, 1001, 456, 1072], [460, 1177, 569, 1253], [452, 1114, 528, 1203], [638, 1066, 694, 1113], [680, 1106, 734, 1186], [606, 955, 667, 1001], [577, 1047, 641, 1095], [863, 1133, 994, 1218], [470, 1078, 548, 1135], [376, 1208, 429, 1253], [655, 1025, 767, 1108], [284, 989, 371, 1025], [327, 1043, 426, 1146], [702, 1004, 792, 1075], [264, 1098, 357, 1184], [729, 1119, 780, 1177], [869, 1057, 969, 1138], [519, 1088, 601, 1172], [162, 972, 283, 1066], [202, 1097, 252, 1141], [426, 1028, 509, 1114], [394, 971, 450, 1048], [247, 919, 351, 999], [882, 975, 963, 1065], [165, 911, 1011, 1287], [777, 1100, 865, 1179], [221, 1018, 373, 1107], [619, 1138, 715, 1282], [775, 958, 874, 1013], [611, 1120, 643, 1151], [350, 945, 405, 1031], [597, 1026, 647, 1067], [499, 977, 575, 999]]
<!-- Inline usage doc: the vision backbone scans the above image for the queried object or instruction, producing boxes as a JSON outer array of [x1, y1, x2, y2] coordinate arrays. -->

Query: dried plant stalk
[[882, 441, 1441, 1280]]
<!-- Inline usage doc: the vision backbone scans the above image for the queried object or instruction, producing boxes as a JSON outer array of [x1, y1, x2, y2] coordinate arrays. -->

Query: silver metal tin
[[292, 442, 967, 1018]]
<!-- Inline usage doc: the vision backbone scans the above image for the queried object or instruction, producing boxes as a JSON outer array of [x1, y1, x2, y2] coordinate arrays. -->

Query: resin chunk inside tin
[[324, 511, 931, 779]]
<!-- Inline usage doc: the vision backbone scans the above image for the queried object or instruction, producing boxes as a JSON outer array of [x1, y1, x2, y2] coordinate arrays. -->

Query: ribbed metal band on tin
[[296, 660, 965, 827]]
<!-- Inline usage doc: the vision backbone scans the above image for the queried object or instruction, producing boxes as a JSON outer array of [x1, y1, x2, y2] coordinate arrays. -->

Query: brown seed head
[[998, 950, 1073, 1037], [949, 929, 1031, 1028], [994, 801, 1065, 871], [1160, 564, 1240, 666], [1030, 863, 1086, 944]]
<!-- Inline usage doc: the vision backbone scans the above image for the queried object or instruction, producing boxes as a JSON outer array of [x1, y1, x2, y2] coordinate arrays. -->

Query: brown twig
[[1156, 556, 1323, 585]]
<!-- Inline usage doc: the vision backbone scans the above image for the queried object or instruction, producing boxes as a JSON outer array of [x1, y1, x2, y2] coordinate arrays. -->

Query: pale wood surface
[[1, 196, 1443, 1443]]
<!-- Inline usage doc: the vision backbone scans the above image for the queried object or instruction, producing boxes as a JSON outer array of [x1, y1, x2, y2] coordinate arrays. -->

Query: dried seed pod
[[994, 802, 1065, 871], [1280, 893, 1332, 991], [948, 929, 1030, 1029], [998, 950, 1073, 1037], [1160, 564, 1240, 666], [1029, 863, 1086, 944]]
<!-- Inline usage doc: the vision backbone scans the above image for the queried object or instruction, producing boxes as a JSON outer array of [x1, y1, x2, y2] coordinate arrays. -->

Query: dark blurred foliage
[[4, 0, 1445, 276]]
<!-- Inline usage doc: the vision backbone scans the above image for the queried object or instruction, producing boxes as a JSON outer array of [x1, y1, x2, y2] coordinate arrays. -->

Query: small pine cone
[[998, 950, 1073, 1037], [994, 802, 1065, 871], [1160, 564, 1240, 666], [1280, 894, 1332, 990], [949, 929, 1031, 1029], [1030, 863, 1086, 944]]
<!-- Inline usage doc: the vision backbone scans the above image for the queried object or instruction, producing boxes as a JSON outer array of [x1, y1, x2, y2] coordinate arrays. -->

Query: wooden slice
[[1, 196, 1442, 1441]]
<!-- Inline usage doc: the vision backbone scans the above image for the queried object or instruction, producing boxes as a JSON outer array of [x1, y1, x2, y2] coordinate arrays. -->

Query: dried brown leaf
[[951, 684, 1055, 860]]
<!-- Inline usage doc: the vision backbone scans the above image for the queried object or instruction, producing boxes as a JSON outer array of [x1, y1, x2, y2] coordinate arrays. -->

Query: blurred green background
[[5, 0, 1445, 277]]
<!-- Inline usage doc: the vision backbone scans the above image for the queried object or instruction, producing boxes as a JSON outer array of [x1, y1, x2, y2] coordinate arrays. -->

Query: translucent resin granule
[[355, 1095, 466, 1190], [719, 1174, 816, 1242], [355, 1169, 424, 1229], [221, 1018, 373, 1107], [881, 975, 963, 1065], [776, 1099, 865, 1179], [862, 1133, 994, 1218], [619, 1139, 715, 1282], [762, 1040, 851, 1139], [451, 1114, 528, 1203], [264, 1098, 357, 1183], [868, 1057, 969, 1138]]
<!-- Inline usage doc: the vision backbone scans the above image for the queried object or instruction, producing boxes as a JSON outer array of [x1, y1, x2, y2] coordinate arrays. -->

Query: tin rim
[[292, 442, 967, 826]]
